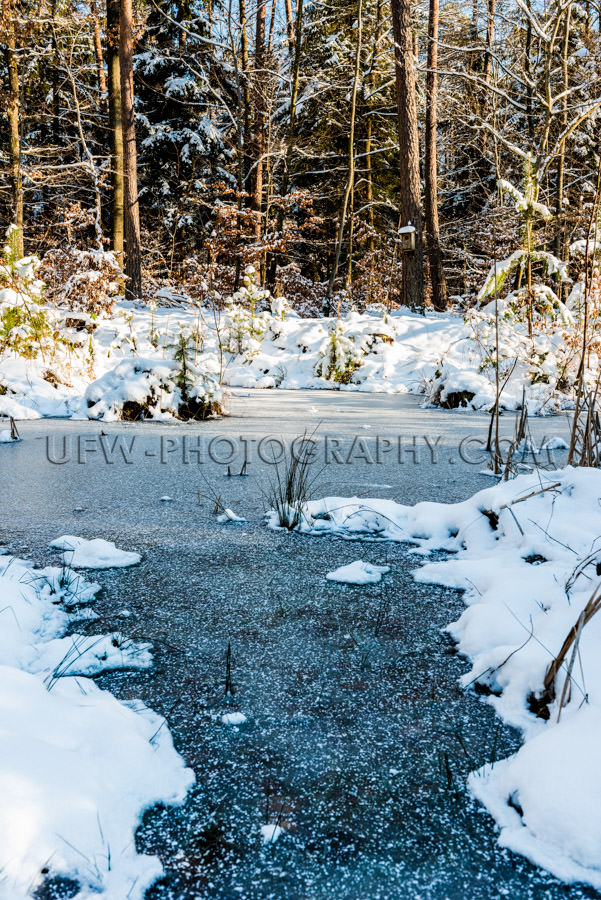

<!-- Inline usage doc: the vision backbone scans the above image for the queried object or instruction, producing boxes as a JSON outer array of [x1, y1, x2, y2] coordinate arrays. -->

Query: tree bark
[[251, 0, 267, 241], [324, 0, 363, 311], [390, 0, 424, 310], [554, 4, 571, 278], [119, 0, 142, 297], [267, 0, 304, 285], [90, 0, 107, 107], [4, 0, 24, 256], [284, 0, 295, 55], [424, 0, 447, 309], [107, 0, 124, 257]]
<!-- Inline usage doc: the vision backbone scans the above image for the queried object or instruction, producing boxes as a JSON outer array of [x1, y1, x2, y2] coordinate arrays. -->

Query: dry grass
[[267, 430, 321, 531], [530, 584, 601, 720]]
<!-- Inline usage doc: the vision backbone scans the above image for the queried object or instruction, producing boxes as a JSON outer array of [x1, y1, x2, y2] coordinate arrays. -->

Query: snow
[[0, 428, 18, 443], [3, 264, 594, 418], [221, 712, 247, 726], [326, 560, 390, 584], [217, 508, 246, 524], [50, 535, 142, 569], [282, 468, 601, 889], [83, 357, 222, 422], [0, 551, 193, 898], [260, 823, 284, 843]]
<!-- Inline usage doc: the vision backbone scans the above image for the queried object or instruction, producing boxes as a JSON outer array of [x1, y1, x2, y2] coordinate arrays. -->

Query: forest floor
[[3, 392, 600, 899]]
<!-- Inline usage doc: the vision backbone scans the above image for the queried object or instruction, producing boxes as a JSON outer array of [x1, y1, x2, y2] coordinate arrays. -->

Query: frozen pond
[[2, 392, 596, 899]]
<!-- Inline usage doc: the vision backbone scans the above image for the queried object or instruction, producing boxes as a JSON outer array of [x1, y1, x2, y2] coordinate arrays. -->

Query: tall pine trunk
[[4, 0, 24, 256], [119, 0, 141, 297], [324, 0, 363, 312], [107, 0, 124, 257], [424, 0, 447, 309], [252, 0, 267, 242], [90, 0, 107, 108], [390, 0, 424, 310], [267, 0, 304, 285]]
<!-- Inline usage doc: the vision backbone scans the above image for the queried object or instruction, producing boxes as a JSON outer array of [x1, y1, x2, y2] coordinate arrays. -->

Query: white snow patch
[[260, 823, 284, 843], [217, 508, 246, 524], [221, 712, 247, 726], [0, 552, 193, 898], [326, 560, 390, 584], [50, 535, 142, 568]]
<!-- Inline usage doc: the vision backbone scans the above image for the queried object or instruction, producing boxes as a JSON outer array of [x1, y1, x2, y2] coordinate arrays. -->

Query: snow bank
[[0, 552, 193, 898], [326, 560, 390, 584], [1, 292, 592, 418], [84, 357, 222, 422], [1, 239, 596, 418], [50, 535, 142, 568], [280, 468, 601, 888]]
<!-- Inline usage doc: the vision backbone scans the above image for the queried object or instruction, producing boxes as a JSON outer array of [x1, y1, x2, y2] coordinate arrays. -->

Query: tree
[[324, 0, 364, 311], [390, 0, 424, 310], [424, 0, 447, 309], [107, 0, 124, 257], [119, 0, 141, 297], [3, 0, 23, 256], [251, 0, 267, 242]]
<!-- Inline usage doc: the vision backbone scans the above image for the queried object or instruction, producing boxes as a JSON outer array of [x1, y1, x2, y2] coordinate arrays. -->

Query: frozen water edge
[[2, 392, 598, 899], [0, 553, 193, 899]]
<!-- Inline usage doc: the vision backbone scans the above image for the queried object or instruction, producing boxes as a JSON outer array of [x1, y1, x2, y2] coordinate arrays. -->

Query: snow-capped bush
[[85, 358, 222, 421], [426, 293, 583, 412], [39, 248, 124, 315], [0, 226, 67, 362], [315, 321, 362, 383], [223, 268, 271, 356]]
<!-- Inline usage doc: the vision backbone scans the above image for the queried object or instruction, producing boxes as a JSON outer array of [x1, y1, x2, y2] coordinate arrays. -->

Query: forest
[[2, 0, 599, 315], [4, 2, 601, 897]]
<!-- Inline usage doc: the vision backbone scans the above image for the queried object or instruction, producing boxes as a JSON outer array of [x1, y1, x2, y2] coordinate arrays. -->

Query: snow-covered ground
[[1, 254, 596, 420], [0, 298, 590, 422], [272, 467, 601, 890], [0, 546, 193, 898]]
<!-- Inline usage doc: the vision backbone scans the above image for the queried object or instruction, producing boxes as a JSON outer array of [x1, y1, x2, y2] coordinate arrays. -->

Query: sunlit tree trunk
[[4, 0, 24, 255], [108, 0, 124, 257], [391, 0, 424, 310], [251, 0, 267, 242], [324, 0, 363, 312], [424, 0, 447, 309], [120, 0, 142, 296]]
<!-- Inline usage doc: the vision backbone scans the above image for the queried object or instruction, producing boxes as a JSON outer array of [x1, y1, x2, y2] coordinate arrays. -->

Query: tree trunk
[[4, 0, 24, 256], [267, 0, 304, 285], [364, 0, 383, 264], [390, 0, 424, 310], [284, 0, 295, 55], [267, 0, 277, 53], [251, 0, 267, 242], [108, 0, 124, 257], [424, 0, 447, 309], [90, 0, 107, 107], [554, 5, 571, 279], [119, 0, 142, 297], [324, 0, 363, 311]]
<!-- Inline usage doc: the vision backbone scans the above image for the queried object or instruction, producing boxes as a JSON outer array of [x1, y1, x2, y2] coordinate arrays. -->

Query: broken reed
[[530, 584, 601, 721]]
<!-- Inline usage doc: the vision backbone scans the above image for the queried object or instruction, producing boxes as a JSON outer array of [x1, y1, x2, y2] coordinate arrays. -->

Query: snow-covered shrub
[[315, 321, 362, 384], [477, 249, 569, 305], [270, 294, 290, 320], [39, 248, 124, 316], [0, 227, 67, 362], [85, 358, 222, 421], [223, 267, 270, 355]]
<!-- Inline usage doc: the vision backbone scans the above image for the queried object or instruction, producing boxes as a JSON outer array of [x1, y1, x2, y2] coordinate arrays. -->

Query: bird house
[[398, 224, 416, 252]]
